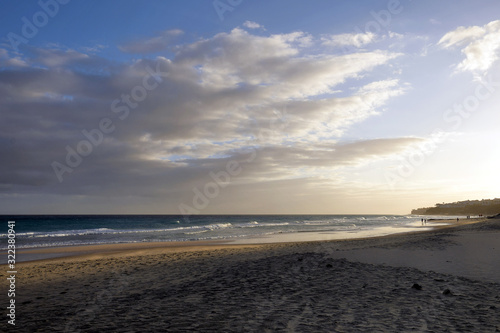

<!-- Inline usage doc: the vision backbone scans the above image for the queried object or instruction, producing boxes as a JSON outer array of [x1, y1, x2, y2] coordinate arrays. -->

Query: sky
[[1, 0, 500, 215]]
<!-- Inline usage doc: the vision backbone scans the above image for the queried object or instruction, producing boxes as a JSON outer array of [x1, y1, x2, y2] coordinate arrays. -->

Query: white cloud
[[357, 78, 400, 93], [81, 44, 108, 54], [438, 26, 485, 48], [321, 32, 376, 49], [243, 21, 262, 29], [176, 28, 400, 98], [439, 20, 500, 73], [388, 31, 404, 39], [0, 48, 28, 67]]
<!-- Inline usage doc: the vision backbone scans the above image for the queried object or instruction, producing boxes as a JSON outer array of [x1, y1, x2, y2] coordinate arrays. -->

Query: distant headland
[[412, 198, 500, 216]]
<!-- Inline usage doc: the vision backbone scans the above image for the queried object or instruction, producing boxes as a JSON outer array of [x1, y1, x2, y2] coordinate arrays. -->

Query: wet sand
[[2, 217, 499, 332]]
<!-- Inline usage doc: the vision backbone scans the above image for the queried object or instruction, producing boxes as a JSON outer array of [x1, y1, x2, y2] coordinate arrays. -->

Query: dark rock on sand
[[442, 288, 453, 295]]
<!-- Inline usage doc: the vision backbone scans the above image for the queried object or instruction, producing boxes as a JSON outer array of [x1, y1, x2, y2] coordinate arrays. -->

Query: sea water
[[0, 214, 449, 250]]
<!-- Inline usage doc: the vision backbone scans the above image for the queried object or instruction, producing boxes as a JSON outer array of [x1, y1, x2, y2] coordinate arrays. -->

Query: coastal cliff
[[412, 198, 500, 215]]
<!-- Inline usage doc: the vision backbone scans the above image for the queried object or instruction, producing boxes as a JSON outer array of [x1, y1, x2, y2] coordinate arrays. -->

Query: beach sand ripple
[[3, 252, 498, 332]]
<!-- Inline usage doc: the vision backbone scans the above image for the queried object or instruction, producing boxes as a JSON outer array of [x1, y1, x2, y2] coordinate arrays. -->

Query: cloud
[[33, 48, 90, 67], [321, 32, 376, 49], [439, 20, 500, 73], [175, 28, 399, 97], [81, 44, 108, 54], [438, 26, 486, 48], [236, 138, 424, 172], [119, 29, 184, 54], [1, 28, 408, 212], [243, 21, 262, 29], [0, 48, 28, 67]]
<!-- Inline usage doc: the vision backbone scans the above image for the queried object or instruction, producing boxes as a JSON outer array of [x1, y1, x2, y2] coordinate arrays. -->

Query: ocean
[[0, 214, 447, 250]]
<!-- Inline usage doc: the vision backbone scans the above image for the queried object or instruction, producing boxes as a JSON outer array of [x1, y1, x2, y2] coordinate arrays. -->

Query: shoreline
[[7, 217, 485, 264]]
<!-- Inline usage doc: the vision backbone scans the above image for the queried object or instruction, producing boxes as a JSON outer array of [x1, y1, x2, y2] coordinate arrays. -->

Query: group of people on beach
[[421, 218, 427, 225]]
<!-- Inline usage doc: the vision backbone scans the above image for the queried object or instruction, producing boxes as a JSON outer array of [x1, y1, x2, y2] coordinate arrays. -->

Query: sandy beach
[[2, 218, 500, 332]]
